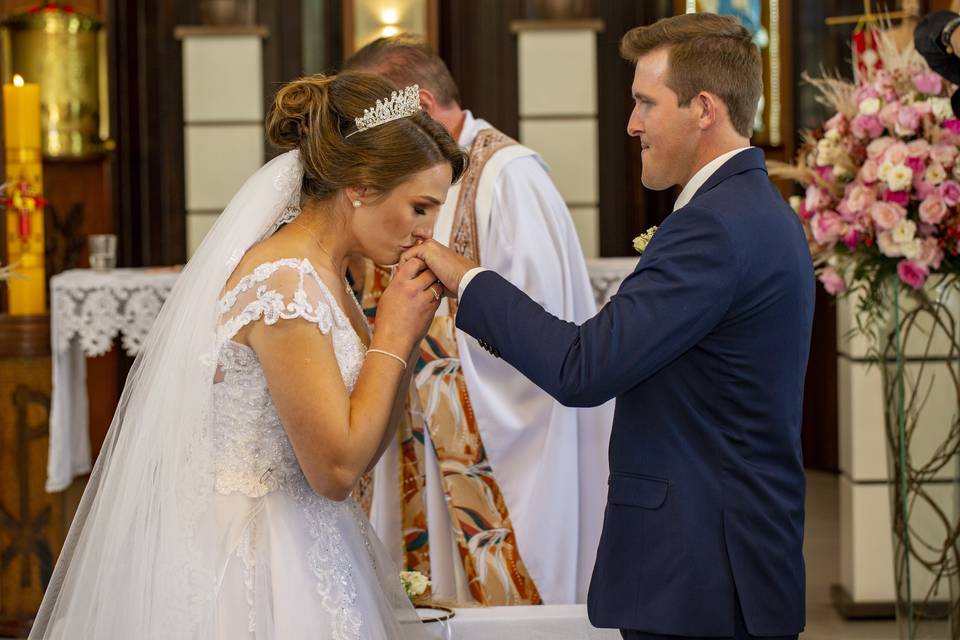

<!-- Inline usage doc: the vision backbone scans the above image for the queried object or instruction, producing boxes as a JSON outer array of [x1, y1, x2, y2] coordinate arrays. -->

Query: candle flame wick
[[12, 74, 24, 87]]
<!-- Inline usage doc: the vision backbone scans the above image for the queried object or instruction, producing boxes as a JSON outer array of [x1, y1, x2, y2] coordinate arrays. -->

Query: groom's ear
[[695, 91, 720, 131]]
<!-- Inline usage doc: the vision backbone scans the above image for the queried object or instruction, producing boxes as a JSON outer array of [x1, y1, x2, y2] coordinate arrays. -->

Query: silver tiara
[[344, 84, 421, 139]]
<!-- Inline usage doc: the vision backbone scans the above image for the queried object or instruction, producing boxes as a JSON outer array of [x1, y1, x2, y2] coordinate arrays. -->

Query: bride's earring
[[352, 200, 361, 209]]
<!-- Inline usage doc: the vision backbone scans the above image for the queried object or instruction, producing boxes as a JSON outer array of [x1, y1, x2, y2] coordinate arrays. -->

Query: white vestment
[[371, 112, 613, 604]]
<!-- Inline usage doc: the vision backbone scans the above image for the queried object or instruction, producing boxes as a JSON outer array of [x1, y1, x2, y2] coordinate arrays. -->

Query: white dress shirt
[[672, 146, 752, 211]]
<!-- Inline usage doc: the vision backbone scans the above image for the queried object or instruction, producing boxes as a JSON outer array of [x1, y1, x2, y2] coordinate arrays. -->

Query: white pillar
[[835, 283, 960, 614], [176, 26, 268, 258], [512, 19, 603, 258]]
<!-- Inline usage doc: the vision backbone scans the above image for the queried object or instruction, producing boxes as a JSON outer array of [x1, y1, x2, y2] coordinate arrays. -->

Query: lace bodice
[[211, 258, 367, 498]]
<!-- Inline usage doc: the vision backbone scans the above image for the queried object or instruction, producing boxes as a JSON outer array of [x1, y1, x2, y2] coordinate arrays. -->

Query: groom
[[402, 12, 813, 640]]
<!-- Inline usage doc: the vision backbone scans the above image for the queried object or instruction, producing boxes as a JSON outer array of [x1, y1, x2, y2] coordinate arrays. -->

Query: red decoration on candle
[[2, 175, 47, 242]]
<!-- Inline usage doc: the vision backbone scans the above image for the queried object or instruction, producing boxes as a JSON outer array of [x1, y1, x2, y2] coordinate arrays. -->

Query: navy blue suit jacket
[[456, 149, 814, 636]]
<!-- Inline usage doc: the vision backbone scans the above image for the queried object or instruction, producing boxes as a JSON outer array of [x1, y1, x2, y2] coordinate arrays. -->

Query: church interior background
[[2, 0, 960, 638]]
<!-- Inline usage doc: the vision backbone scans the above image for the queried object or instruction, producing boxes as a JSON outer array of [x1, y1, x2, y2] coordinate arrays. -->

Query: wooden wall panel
[[594, 0, 675, 256], [439, 0, 524, 139], [109, 0, 186, 267], [0, 316, 65, 635], [259, 0, 304, 158]]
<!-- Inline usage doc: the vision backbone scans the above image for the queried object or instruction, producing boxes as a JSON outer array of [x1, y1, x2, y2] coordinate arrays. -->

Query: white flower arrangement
[[400, 570, 430, 602], [632, 226, 658, 255]]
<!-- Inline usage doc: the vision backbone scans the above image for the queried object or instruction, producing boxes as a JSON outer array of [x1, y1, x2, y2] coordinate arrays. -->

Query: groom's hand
[[400, 240, 477, 298]]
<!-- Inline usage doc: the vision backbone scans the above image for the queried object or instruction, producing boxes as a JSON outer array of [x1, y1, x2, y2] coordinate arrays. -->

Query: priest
[[344, 35, 613, 606]]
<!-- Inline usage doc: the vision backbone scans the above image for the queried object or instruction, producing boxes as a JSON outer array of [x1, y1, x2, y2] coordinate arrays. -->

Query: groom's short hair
[[621, 13, 761, 138], [343, 34, 461, 108]]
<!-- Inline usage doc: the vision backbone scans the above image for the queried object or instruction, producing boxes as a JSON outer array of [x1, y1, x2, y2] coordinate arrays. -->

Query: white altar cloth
[[47, 268, 179, 492], [422, 604, 620, 640]]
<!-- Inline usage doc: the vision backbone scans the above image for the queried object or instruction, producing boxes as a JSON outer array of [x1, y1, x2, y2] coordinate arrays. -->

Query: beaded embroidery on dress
[[209, 258, 426, 639]]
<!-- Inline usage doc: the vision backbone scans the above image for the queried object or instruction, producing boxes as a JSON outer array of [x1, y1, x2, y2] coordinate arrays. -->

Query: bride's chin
[[373, 252, 401, 268]]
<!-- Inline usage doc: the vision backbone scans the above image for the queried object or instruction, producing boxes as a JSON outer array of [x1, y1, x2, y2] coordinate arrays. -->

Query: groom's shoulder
[[690, 169, 795, 227], [673, 179, 803, 257], [657, 203, 735, 248]]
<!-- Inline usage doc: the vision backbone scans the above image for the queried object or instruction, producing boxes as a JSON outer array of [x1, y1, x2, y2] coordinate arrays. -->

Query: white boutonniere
[[632, 226, 658, 255], [400, 570, 430, 602]]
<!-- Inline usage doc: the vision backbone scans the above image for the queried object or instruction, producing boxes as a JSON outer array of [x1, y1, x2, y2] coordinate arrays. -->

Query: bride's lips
[[399, 238, 426, 253]]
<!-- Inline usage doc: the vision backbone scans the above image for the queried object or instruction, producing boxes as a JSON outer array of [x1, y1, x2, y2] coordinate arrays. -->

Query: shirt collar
[[673, 146, 753, 211], [457, 110, 491, 148]]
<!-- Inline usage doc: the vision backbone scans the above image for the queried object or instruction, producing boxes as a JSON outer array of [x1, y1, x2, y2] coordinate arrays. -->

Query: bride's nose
[[412, 226, 433, 241]]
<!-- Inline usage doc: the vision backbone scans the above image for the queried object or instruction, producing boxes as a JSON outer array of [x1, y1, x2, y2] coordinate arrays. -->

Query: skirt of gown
[[211, 487, 429, 640]]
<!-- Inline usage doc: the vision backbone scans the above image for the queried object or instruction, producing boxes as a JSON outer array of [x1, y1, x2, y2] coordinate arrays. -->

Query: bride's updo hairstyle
[[266, 72, 468, 202]]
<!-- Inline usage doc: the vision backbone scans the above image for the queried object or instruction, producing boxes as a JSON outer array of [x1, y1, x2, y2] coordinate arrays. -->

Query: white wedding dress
[[29, 152, 430, 640], [209, 257, 424, 638]]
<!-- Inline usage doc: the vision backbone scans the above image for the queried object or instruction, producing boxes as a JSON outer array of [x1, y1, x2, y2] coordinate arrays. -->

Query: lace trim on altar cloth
[[50, 270, 179, 356]]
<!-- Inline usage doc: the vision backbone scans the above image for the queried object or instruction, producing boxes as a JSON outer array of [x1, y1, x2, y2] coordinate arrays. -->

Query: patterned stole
[[360, 129, 542, 605]]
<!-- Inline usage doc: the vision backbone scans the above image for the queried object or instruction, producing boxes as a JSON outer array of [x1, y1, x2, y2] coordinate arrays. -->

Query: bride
[[29, 72, 467, 639]]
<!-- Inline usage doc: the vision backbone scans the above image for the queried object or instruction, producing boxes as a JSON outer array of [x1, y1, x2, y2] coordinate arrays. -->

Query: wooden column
[[439, 0, 524, 139], [0, 315, 67, 636]]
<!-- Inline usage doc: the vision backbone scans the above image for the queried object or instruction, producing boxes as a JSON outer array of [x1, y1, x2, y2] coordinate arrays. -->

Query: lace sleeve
[[216, 259, 343, 343]]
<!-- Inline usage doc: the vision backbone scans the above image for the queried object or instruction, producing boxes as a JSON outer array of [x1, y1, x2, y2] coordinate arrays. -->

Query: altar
[[421, 604, 620, 640], [47, 267, 179, 492]]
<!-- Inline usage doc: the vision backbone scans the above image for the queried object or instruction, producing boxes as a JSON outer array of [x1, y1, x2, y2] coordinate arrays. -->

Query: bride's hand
[[373, 257, 442, 357]]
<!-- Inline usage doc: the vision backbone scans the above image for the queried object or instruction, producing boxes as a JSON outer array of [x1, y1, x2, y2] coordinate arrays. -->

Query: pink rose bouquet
[[772, 37, 960, 303]]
